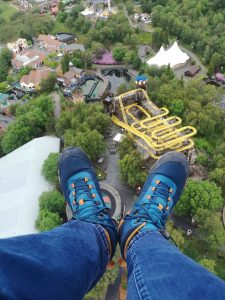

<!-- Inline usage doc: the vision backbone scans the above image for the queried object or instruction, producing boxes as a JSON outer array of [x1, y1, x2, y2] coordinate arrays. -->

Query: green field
[[137, 31, 152, 44], [0, 0, 17, 20]]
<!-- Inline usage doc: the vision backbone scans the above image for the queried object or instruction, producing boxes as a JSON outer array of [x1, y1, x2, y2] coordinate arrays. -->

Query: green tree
[[119, 151, 147, 187], [91, 42, 105, 59], [166, 220, 185, 249], [2, 95, 53, 153], [64, 128, 106, 161], [36, 210, 63, 232], [208, 52, 222, 75], [113, 44, 128, 62], [61, 53, 70, 73], [40, 73, 56, 93], [39, 190, 65, 218], [198, 258, 217, 275], [42, 153, 59, 184], [118, 136, 135, 159], [132, 56, 142, 70], [0, 48, 12, 82], [195, 209, 225, 252], [0, 81, 8, 92], [174, 180, 224, 216], [209, 168, 225, 195]]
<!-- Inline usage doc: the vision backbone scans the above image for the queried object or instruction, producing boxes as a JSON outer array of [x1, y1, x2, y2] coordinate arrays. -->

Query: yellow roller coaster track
[[112, 89, 197, 159]]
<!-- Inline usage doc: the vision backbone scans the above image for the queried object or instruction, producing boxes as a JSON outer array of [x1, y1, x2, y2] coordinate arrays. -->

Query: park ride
[[110, 88, 197, 160]]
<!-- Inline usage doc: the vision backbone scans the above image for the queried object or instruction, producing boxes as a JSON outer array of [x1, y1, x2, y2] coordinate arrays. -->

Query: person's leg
[[0, 220, 109, 300], [126, 231, 225, 300], [0, 147, 117, 300], [119, 151, 225, 300]]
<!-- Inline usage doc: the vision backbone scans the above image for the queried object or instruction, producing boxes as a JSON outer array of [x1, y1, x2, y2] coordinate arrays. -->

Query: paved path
[[51, 92, 61, 120], [103, 149, 136, 212], [179, 44, 207, 73]]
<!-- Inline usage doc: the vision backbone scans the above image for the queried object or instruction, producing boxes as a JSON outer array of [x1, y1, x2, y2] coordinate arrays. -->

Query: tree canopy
[[39, 190, 65, 218], [1, 95, 54, 154], [195, 209, 225, 253], [174, 180, 224, 216], [36, 210, 63, 232], [57, 102, 111, 161], [119, 151, 147, 187], [42, 153, 60, 185]]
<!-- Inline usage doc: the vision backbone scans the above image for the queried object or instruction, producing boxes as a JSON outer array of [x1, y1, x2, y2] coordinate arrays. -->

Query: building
[[0, 93, 10, 103], [37, 34, 64, 52], [20, 69, 51, 91], [147, 41, 190, 69], [184, 65, 201, 77], [0, 93, 16, 114], [12, 49, 46, 69], [0, 136, 60, 238], [57, 67, 83, 86], [7, 38, 28, 54], [62, 43, 85, 53], [56, 33, 75, 44]]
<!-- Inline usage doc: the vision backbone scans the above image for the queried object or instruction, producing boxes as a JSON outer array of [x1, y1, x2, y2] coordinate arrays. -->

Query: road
[[51, 92, 61, 120], [102, 149, 136, 212]]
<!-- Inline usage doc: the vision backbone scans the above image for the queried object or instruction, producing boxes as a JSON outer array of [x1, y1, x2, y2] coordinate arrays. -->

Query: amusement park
[[104, 76, 197, 161]]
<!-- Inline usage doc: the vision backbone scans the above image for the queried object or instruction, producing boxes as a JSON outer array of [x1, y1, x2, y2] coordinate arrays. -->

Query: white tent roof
[[81, 8, 95, 16], [147, 41, 190, 68], [0, 136, 60, 238], [113, 133, 124, 142]]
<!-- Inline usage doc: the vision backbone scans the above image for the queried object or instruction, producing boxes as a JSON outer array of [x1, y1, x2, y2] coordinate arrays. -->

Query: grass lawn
[[0, 0, 17, 21], [137, 31, 152, 44]]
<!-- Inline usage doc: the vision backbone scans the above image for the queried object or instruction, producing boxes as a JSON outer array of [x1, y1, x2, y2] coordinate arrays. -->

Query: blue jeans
[[0, 220, 225, 300]]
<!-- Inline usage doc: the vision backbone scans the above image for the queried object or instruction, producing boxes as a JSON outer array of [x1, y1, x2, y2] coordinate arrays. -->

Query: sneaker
[[118, 151, 189, 259], [58, 147, 117, 258]]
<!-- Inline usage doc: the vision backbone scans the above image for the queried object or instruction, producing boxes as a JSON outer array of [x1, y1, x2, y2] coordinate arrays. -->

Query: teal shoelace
[[124, 181, 173, 228]]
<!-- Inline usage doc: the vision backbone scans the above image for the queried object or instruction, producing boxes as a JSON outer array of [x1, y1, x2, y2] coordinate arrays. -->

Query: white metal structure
[[0, 136, 60, 238]]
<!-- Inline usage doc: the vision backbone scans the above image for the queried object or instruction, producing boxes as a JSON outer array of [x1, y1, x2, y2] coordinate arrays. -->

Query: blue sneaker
[[58, 147, 117, 259], [118, 151, 189, 259]]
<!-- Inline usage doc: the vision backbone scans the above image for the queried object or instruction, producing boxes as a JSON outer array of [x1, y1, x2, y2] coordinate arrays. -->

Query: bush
[[36, 210, 63, 232], [39, 190, 65, 218], [42, 153, 59, 185]]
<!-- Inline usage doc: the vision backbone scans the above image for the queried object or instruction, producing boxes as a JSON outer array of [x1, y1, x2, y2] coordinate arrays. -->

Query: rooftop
[[20, 69, 51, 86], [0, 93, 9, 102], [0, 136, 60, 238], [12, 49, 46, 68]]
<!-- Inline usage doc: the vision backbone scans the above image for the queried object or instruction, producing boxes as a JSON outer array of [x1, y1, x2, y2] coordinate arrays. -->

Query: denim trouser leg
[[0, 220, 109, 300], [126, 231, 225, 300]]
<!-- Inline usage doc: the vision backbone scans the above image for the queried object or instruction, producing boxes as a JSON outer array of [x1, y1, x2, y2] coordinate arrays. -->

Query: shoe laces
[[70, 176, 111, 226], [125, 181, 173, 228]]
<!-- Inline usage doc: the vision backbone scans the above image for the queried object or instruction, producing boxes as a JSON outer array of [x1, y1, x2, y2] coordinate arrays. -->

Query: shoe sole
[[149, 151, 189, 177]]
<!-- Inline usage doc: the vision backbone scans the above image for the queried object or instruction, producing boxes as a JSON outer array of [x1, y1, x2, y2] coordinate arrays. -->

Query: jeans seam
[[94, 224, 110, 267], [129, 246, 152, 300]]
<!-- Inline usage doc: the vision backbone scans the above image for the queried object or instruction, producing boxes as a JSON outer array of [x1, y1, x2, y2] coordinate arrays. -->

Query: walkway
[[51, 92, 61, 120]]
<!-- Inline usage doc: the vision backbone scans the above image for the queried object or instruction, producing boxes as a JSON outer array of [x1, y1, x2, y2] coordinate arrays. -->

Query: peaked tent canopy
[[147, 41, 190, 69]]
